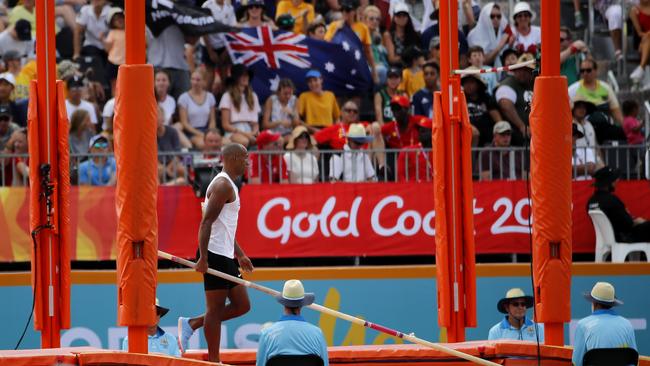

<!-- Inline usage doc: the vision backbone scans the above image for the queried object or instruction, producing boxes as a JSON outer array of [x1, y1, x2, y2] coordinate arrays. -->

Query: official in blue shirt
[[572, 282, 637, 366], [122, 298, 181, 357], [78, 135, 116, 186], [488, 288, 544, 342], [257, 279, 329, 366]]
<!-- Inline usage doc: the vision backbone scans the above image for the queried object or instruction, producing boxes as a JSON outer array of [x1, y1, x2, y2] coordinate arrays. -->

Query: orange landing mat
[[1, 343, 648, 366]]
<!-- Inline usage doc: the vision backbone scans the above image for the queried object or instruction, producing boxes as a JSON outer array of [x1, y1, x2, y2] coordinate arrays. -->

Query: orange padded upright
[[113, 64, 158, 352]]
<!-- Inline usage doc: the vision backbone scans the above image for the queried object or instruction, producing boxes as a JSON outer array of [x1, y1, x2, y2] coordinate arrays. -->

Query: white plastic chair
[[588, 210, 650, 263]]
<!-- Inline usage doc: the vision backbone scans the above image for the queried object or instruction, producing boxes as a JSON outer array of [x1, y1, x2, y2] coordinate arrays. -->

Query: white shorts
[[604, 4, 622, 31]]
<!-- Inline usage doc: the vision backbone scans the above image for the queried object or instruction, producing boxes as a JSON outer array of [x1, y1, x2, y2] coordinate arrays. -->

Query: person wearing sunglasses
[[488, 288, 544, 341], [78, 134, 116, 186], [467, 2, 513, 66], [568, 58, 625, 132], [559, 26, 588, 86], [238, 0, 275, 28]]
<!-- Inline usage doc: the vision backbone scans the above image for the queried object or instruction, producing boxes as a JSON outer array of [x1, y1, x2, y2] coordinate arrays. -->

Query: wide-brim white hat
[[275, 279, 315, 308], [512, 2, 536, 22], [583, 282, 623, 306]]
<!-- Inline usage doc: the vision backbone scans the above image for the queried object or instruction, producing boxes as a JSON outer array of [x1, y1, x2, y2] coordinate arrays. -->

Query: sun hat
[[286, 126, 317, 150], [107, 7, 124, 25], [275, 279, 315, 308], [393, 2, 410, 16], [497, 288, 534, 314], [512, 2, 536, 22], [460, 66, 488, 88], [493, 121, 512, 135], [583, 282, 623, 306], [155, 298, 170, 317], [571, 94, 597, 115], [516, 53, 536, 70], [346, 123, 374, 143]]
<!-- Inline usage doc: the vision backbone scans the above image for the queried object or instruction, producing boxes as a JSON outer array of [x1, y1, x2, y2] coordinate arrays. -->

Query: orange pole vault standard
[[115, 0, 158, 354], [28, 0, 71, 348], [433, 0, 477, 342], [530, 1, 572, 346]]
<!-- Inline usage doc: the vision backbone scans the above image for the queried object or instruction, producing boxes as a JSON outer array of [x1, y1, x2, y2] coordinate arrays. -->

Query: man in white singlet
[[177, 143, 254, 362]]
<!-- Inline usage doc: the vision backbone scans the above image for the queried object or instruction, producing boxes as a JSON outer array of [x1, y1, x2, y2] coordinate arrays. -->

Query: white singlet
[[203, 171, 240, 258]]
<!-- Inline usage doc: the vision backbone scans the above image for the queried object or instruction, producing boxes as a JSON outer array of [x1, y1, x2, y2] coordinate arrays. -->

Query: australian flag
[[225, 26, 373, 101]]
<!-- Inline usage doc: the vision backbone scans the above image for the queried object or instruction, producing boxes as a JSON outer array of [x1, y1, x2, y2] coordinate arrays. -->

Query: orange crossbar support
[[433, 0, 477, 343], [531, 1, 572, 346], [29, 0, 71, 348], [115, 0, 157, 354]]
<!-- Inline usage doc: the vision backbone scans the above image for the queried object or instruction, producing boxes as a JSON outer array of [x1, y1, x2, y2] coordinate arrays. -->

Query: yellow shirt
[[14, 60, 37, 100], [275, 0, 315, 34], [298, 91, 340, 127], [324, 20, 371, 46], [400, 68, 425, 97], [9, 5, 60, 35]]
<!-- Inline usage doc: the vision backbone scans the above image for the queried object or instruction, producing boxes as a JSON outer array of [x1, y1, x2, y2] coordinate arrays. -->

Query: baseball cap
[[3, 50, 21, 62], [0, 103, 11, 119], [493, 121, 512, 134], [305, 69, 322, 80], [416, 116, 432, 129], [0, 72, 16, 87], [15, 19, 32, 41], [340, 0, 359, 10], [67, 75, 84, 89], [387, 67, 402, 78], [390, 94, 410, 109], [257, 130, 281, 149], [89, 134, 109, 149], [276, 13, 295, 29]]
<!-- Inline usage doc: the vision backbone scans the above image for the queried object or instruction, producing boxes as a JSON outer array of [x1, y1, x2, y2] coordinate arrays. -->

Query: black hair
[[622, 100, 639, 117], [423, 61, 440, 73]]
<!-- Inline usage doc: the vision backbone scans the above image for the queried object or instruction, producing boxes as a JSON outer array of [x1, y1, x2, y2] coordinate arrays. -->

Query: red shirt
[[249, 153, 288, 183], [397, 144, 433, 182], [314, 121, 369, 150], [381, 116, 421, 149]]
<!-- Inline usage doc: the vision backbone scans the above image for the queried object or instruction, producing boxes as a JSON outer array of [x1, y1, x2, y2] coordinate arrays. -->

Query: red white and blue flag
[[226, 26, 373, 101]]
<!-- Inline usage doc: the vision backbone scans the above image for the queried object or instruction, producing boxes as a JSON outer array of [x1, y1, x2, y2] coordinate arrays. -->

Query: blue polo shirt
[[488, 316, 544, 342], [122, 327, 180, 357], [256, 314, 329, 366], [78, 157, 116, 186], [572, 309, 637, 366]]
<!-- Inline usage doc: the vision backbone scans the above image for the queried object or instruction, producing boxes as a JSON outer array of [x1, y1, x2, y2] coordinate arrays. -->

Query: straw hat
[[155, 298, 169, 317], [275, 280, 315, 308], [497, 288, 534, 314], [583, 282, 623, 306], [286, 126, 317, 150], [346, 123, 374, 143]]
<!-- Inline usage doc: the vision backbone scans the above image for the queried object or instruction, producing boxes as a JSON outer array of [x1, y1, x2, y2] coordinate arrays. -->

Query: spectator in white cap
[[122, 298, 181, 357], [480, 121, 523, 180], [329, 123, 377, 182], [256, 279, 328, 366], [572, 282, 637, 366], [510, 2, 541, 57], [488, 288, 544, 341], [0, 72, 24, 126], [77, 134, 116, 186]]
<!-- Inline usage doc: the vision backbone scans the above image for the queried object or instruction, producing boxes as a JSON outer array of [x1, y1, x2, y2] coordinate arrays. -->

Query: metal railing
[[2, 144, 647, 187]]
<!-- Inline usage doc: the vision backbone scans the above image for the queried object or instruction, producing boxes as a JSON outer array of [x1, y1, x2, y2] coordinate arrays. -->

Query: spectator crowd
[[0, 0, 648, 187]]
